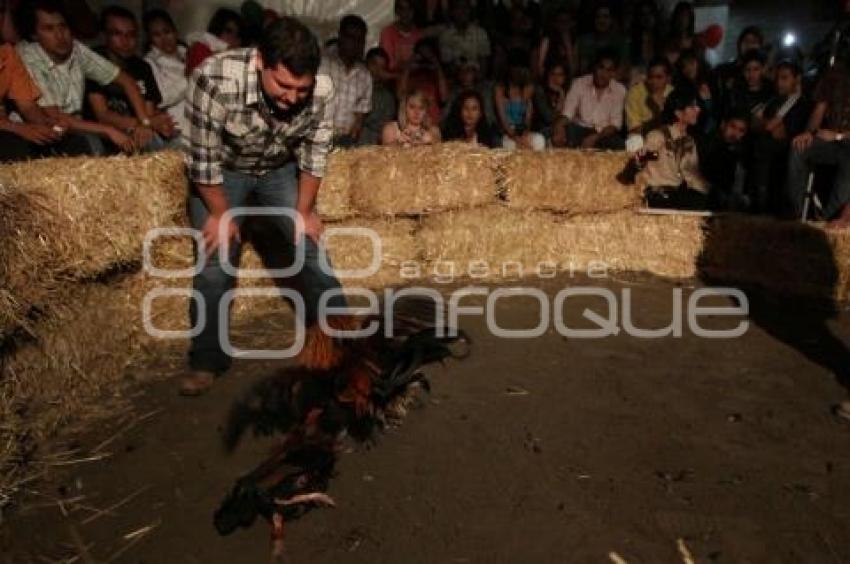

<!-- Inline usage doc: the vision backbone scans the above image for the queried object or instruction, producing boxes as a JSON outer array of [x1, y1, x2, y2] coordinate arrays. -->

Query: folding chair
[[801, 171, 824, 221]]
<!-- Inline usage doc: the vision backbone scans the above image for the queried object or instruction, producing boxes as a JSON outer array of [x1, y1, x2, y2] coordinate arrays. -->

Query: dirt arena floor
[[2, 273, 850, 563]]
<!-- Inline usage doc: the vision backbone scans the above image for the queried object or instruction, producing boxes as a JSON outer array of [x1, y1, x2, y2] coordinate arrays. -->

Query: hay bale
[[419, 206, 704, 282], [0, 152, 188, 339], [348, 143, 499, 216], [0, 274, 150, 500], [502, 149, 641, 214], [316, 149, 357, 221], [700, 215, 850, 303]]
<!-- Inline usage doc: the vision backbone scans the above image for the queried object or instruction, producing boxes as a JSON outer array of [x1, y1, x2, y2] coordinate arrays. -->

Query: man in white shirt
[[553, 48, 626, 150], [322, 15, 372, 147]]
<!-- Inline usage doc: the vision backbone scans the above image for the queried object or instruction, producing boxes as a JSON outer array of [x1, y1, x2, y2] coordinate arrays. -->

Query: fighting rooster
[[214, 296, 470, 557]]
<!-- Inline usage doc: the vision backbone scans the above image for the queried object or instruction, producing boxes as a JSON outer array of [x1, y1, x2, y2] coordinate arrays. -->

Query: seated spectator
[[666, 2, 697, 54], [323, 15, 372, 148], [0, 42, 76, 161], [398, 38, 448, 125], [494, 49, 545, 151], [439, 0, 490, 76], [675, 49, 717, 135], [629, 0, 664, 75], [532, 60, 568, 140], [553, 48, 626, 150], [748, 60, 812, 213], [15, 0, 153, 155], [786, 56, 850, 226], [576, 2, 628, 77], [382, 90, 441, 145], [442, 58, 496, 125], [722, 49, 774, 123], [360, 47, 397, 146], [380, 0, 423, 74], [625, 56, 673, 138], [532, 9, 576, 80], [86, 6, 176, 152], [143, 9, 188, 139], [442, 88, 498, 147], [185, 8, 242, 75], [699, 110, 750, 210], [716, 26, 765, 95], [501, 4, 537, 55], [639, 88, 710, 210]]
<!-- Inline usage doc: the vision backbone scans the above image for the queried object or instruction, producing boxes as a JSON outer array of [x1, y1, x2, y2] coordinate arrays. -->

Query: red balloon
[[701, 24, 724, 49]]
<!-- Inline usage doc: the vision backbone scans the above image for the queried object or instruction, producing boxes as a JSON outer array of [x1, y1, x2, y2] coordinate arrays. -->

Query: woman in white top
[[143, 10, 188, 141]]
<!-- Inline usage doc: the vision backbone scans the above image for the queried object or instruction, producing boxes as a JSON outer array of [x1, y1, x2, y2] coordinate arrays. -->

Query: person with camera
[[636, 88, 710, 210]]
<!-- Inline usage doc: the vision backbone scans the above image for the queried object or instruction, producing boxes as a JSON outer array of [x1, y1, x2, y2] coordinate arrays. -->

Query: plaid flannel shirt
[[320, 53, 372, 134], [184, 47, 335, 185]]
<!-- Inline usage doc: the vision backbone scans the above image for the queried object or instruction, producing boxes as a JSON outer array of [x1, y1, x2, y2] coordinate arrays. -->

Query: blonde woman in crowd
[[381, 90, 441, 146]]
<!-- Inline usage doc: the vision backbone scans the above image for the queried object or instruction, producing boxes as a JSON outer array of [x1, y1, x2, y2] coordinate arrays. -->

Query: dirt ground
[[2, 273, 850, 564]]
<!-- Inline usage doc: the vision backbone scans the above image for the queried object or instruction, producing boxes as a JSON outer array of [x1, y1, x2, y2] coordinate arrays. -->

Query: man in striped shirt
[[181, 17, 346, 396]]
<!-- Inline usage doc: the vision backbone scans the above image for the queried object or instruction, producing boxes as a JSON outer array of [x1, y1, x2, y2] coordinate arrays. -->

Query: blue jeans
[[187, 163, 346, 373], [786, 138, 850, 219]]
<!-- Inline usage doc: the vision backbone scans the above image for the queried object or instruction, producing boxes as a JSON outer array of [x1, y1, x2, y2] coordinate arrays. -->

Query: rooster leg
[[270, 513, 285, 560]]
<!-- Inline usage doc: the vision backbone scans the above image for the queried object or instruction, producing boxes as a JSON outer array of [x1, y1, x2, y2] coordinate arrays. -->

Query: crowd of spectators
[[1, 0, 850, 223]]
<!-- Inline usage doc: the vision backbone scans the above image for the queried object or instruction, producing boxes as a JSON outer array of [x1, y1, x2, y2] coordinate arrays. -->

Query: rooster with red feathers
[[213, 296, 470, 558]]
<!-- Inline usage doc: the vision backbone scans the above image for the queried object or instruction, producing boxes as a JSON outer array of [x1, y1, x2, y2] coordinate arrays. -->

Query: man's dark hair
[[100, 5, 136, 31], [593, 47, 619, 69], [259, 17, 321, 76], [775, 58, 802, 77], [15, 0, 68, 40], [736, 25, 764, 55], [647, 56, 672, 75], [722, 107, 751, 126], [366, 46, 389, 64], [662, 86, 699, 123], [740, 49, 767, 67], [207, 8, 242, 37], [339, 14, 367, 36]]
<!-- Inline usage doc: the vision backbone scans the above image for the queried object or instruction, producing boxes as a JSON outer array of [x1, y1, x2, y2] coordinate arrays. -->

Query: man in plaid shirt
[[181, 17, 346, 396]]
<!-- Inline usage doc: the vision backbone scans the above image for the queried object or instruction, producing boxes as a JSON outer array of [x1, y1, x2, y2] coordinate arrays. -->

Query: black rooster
[[214, 296, 470, 557]]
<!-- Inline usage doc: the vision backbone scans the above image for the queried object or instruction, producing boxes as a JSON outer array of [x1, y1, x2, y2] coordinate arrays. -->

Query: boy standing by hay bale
[[181, 17, 346, 396]]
